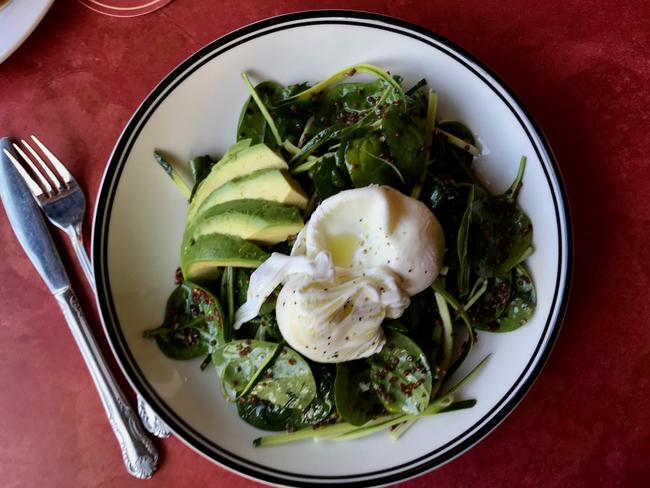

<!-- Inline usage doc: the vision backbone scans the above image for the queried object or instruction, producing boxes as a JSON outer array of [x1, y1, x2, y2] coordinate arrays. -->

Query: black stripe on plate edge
[[91, 10, 573, 487]]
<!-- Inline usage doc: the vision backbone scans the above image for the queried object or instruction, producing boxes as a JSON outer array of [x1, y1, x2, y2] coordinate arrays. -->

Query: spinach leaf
[[382, 105, 426, 189], [188, 155, 215, 200], [242, 313, 283, 343], [309, 79, 391, 134], [420, 173, 468, 266], [143, 282, 225, 360], [310, 153, 352, 198], [468, 274, 512, 327], [212, 340, 279, 401], [237, 81, 285, 147], [383, 288, 439, 354], [368, 331, 432, 415], [426, 121, 478, 185], [270, 83, 316, 146], [237, 363, 334, 431], [238, 80, 315, 148], [296, 363, 335, 425], [236, 397, 291, 431], [344, 133, 404, 189], [334, 362, 384, 426], [457, 185, 475, 296], [248, 345, 317, 411], [477, 265, 536, 332], [470, 193, 533, 278], [468, 157, 532, 277]]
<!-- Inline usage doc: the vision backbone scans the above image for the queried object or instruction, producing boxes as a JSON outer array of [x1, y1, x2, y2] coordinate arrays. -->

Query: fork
[[3, 137, 170, 475]]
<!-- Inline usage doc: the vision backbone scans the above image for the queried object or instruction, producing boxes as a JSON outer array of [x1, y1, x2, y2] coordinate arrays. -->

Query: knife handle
[[54, 288, 158, 479]]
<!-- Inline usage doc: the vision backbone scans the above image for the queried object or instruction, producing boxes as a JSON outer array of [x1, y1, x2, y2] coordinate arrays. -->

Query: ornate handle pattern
[[55, 288, 158, 479], [137, 396, 171, 438]]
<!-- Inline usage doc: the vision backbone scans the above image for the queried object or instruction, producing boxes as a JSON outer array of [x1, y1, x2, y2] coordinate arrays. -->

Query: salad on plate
[[144, 64, 536, 446]]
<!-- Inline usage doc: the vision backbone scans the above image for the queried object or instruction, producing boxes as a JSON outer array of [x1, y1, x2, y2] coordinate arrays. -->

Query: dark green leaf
[[334, 362, 385, 426], [368, 331, 432, 415], [469, 274, 512, 327], [457, 185, 475, 296], [237, 81, 284, 147], [471, 196, 533, 277], [310, 153, 352, 198], [248, 345, 317, 411], [143, 282, 225, 360], [477, 265, 536, 332], [382, 106, 426, 189], [309, 79, 392, 133], [213, 340, 279, 401], [188, 155, 215, 200], [237, 363, 334, 431], [344, 133, 403, 188]]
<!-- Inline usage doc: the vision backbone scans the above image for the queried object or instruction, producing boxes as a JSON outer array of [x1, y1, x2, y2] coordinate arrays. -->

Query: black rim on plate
[[92, 10, 572, 487]]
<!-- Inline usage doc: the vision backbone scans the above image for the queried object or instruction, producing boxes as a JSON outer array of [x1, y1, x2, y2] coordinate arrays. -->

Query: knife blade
[[0, 137, 158, 478], [0, 138, 69, 293]]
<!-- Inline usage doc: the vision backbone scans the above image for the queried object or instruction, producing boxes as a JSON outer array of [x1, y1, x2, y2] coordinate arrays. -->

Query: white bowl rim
[[91, 10, 573, 487]]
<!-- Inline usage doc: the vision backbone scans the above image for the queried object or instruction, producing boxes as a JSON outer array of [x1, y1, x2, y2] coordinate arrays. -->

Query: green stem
[[504, 156, 527, 202], [253, 397, 477, 447], [440, 354, 491, 397], [431, 281, 475, 380], [288, 63, 405, 108], [434, 291, 454, 373], [465, 279, 488, 311], [437, 128, 480, 156], [226, 267, 234, 340], [153, 151, 191, 199], [515, 246, 534, 265], [424, 89, 438, 159], [389, 419, 416, 440], [241, 72, 283, 147], [143, 316, 205, 337], [290, 152, 332, 175], [253, 416, 396, 447]]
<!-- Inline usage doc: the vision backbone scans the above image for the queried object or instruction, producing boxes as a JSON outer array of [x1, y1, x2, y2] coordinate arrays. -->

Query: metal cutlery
[[8, 136, 95, 288], [4, 136, 172, 440], [0, 138, 158, 479]]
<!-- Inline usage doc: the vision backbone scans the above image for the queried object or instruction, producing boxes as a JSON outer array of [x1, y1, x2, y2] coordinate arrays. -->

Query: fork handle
[[54, 287, 158, 479], [66, 224, 96, 293]]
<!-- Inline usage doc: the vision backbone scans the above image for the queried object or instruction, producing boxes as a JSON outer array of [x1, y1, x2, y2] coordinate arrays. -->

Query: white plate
[[92, 11, 572, 487], [0, 0, 54, 64]]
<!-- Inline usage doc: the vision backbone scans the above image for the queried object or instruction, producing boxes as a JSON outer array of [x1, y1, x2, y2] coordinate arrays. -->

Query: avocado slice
[[187, 199, 304, 245], [181, 233, 269, 282], [188, 143, 288, 219], [193, 169, 309, 220]]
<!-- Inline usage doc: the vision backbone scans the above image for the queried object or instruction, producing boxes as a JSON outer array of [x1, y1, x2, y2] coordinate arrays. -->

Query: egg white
[[234, 186, 445, 363]]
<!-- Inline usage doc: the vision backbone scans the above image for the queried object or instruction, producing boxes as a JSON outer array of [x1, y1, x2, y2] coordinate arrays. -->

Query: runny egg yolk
[[323, 233, 360, 268]]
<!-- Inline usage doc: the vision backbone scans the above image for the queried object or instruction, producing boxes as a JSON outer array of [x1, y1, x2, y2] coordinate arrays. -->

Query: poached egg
[[234, 185, 444, 362]]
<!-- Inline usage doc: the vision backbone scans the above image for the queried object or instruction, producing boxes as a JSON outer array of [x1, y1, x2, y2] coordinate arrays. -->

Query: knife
[[0, 138, 158, 479]]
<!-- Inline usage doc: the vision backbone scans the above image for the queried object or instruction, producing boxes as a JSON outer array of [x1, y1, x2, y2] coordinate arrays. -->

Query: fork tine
[[2, 148, 46, 197], [30, 135, 73, 185], [13, 143, 54, 194], [21, 139, 62, 190]]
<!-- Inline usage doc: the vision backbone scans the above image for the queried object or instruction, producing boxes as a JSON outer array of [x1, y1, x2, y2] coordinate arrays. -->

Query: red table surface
[[1, 0, 649, 487]]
